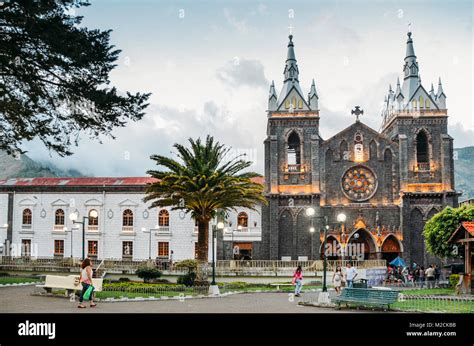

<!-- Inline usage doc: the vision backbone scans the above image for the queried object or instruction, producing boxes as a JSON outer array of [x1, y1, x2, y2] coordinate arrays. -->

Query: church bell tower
[[258, 35, 322, 260]]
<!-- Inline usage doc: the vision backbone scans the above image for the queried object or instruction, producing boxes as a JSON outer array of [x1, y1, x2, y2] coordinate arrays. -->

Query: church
[[0, 32, 459, 267], [253, 32, 459, 266]]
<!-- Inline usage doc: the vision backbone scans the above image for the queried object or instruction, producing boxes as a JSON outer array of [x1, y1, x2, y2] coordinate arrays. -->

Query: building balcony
[[155, 226, 171, 235], [223, 227, 262, 242], [88, 225, 99, 232], [53, 225, 66, 231], [121, 226, 134, 233]]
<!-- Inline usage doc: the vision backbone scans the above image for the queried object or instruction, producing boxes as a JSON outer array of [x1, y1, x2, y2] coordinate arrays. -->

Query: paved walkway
[[0, 286, 367, 313]]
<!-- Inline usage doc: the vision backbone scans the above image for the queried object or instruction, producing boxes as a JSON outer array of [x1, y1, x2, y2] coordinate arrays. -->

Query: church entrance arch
[[381, 235, 402, 263], [320, 235, 341, 260], [347, 229, 377, 260]]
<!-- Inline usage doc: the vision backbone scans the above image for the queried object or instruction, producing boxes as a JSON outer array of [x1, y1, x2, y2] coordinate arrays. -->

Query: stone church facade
[[254, 32, 459, 266]]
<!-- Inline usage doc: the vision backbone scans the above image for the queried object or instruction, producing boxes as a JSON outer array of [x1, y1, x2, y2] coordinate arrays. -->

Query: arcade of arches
[[319, 228, 402, 261]]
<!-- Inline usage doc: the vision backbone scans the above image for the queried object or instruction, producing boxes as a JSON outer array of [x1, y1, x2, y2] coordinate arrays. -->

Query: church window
[[285, 100, 290, 109], [425, 99, 430, 109], [122, 209, 134, 227], [419, 96, 424, 108], [237, 212, 248, 228], [291, 97, 297, 109], [416, 131, 429, 170], [55, 209, 65, 226], [298, 100, 303, 109], [287, 132, 301, 169], [22, 209, 32, 226], [369, 141, 377, 160], [412, 100, 417, 110]]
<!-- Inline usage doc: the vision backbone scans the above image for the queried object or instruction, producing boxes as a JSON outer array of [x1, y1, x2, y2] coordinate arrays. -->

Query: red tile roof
[[0, 176, 265, 187], [462, 222, 474, 237]]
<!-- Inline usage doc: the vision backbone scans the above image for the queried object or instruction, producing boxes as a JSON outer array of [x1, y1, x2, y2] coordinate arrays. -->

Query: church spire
[[283, 35, 299, 82], [401, 31, 420, 101], [277, 35, 305, 108], [437, 77, 445, 97]]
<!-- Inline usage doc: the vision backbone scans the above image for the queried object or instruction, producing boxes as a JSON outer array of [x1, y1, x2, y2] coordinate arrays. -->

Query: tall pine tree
[[0, 0, 150, 156]]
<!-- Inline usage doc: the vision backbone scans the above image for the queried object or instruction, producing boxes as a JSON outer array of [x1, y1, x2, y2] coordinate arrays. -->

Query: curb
[[0, 282, 41, 287]]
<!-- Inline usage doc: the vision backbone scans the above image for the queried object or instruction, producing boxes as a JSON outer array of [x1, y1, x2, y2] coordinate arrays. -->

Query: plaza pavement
[[0, 286, 371, 313]]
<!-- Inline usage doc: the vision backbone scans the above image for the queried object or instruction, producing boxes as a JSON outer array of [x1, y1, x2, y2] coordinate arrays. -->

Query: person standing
[[345, 263, 358, 288], [78, 258, 96, 309], [169, 250, 174, 270], [333, 266, 343, 295], [425, 265, 435, 289], [418, 266, 425, 288], [292, 265, 303, 297]]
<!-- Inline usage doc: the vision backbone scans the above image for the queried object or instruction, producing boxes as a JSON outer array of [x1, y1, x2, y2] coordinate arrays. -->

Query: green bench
[[333, 288, 399, 311]]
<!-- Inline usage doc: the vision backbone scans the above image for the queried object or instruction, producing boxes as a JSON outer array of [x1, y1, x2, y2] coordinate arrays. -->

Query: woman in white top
[[78, 258, 96, 308], [333, 266, 343, 295]]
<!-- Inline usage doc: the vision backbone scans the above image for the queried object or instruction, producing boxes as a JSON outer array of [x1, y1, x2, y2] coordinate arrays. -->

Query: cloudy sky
[[24, 0, 473, 177]]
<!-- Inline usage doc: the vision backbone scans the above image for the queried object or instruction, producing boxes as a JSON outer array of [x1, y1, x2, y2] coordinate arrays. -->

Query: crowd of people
[[386, 262, 441, 288]]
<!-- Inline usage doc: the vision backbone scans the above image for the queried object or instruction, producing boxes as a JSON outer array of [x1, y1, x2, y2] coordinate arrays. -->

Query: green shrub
[[217, 281, 248, 289], [449, 274, 461, 288], [135, 266, 162, 283], [175, 259, 198, 272], [118, 277, 130, 282], [177, 272, 197, 287]]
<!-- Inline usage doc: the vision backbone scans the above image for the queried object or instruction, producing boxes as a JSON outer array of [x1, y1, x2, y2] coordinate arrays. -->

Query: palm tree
[[144, 135, 266, 264]]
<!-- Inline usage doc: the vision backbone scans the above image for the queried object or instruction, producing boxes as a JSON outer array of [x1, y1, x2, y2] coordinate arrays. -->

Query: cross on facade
[[351, 106, 364, 121]]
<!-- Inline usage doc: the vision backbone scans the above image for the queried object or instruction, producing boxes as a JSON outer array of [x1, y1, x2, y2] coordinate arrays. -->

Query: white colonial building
[[0, 177, 262, 261]]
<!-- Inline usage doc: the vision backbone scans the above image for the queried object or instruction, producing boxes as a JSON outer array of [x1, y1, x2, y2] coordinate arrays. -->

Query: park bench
[[270, 283, 293, 290], [333, 287, 399, 311], [36, 275, 103, 296]]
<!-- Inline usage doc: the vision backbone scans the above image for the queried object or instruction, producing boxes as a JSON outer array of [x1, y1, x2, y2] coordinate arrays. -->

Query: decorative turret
[[429, 83, 436, 100], [308, 79, 319, 110], [268, 80, 277, 111], [436, 77, 446, 109]]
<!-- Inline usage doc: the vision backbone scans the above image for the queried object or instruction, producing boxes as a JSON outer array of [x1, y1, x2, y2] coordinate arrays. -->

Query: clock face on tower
[[341, 166, 378, 201]]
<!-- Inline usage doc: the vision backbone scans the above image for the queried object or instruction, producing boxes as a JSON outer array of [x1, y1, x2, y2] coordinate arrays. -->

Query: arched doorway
[[347, 229, 377, 260], [381, 235, 402, 263], [320, 235, 341, 260]]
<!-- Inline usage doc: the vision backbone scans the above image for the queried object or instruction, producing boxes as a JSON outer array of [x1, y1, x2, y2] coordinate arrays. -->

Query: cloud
[[24, 100, 267, 176], [223, 8, 249, 34], [216, 58, 269, 89], [449, 122, 474, 148]]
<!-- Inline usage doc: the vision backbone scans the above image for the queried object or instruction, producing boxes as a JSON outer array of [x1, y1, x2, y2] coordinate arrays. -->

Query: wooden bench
[[36, 275, 103, 296], [333, 287, 399, 311]]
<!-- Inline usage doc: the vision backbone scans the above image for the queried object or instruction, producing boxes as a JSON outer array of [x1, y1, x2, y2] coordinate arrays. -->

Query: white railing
[[215, 259, 386, 271], [53, 225, 66, 231], [156, 226, 170, 234], [88, 225, 99, 231], [121, 226, 134, 233]]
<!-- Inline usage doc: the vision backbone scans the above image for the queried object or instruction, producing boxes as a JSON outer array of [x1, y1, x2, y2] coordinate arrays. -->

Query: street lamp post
[[69, 210, 98, 260], [337, 213, 347, 262], [143, 225, 160, 260]]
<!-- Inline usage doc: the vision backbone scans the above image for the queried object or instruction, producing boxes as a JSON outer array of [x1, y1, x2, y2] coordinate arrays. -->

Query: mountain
[[454, 146, 474, 202], [0, 151, 84, 179]]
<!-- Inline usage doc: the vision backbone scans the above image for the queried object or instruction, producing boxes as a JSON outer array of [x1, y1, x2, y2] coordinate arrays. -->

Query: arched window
[[416, 131, 429, 170], [88, 209, 98, 226], [412, 100, 417, 110], [291, 97, 297, 109], [22, 208, 32, 225], [55, 209, 65, 226], [158, 209, 170, 227], [369, 140, 377, 160], [287, 131, 301, 169], [285, 99, 290, 109], [419, 95, 424, 109], [339, 140, 348, 161], [298, 100, 303, 109], [425, 99, 430, 109], [122, 209, 134, 227], [237, 212, 248, 228]]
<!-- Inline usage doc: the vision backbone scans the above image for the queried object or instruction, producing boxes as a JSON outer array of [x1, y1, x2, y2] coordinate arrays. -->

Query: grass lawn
[[0, 277, 42, 285], [392, 299, 474, 313], [401, 288, 455, 295]]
